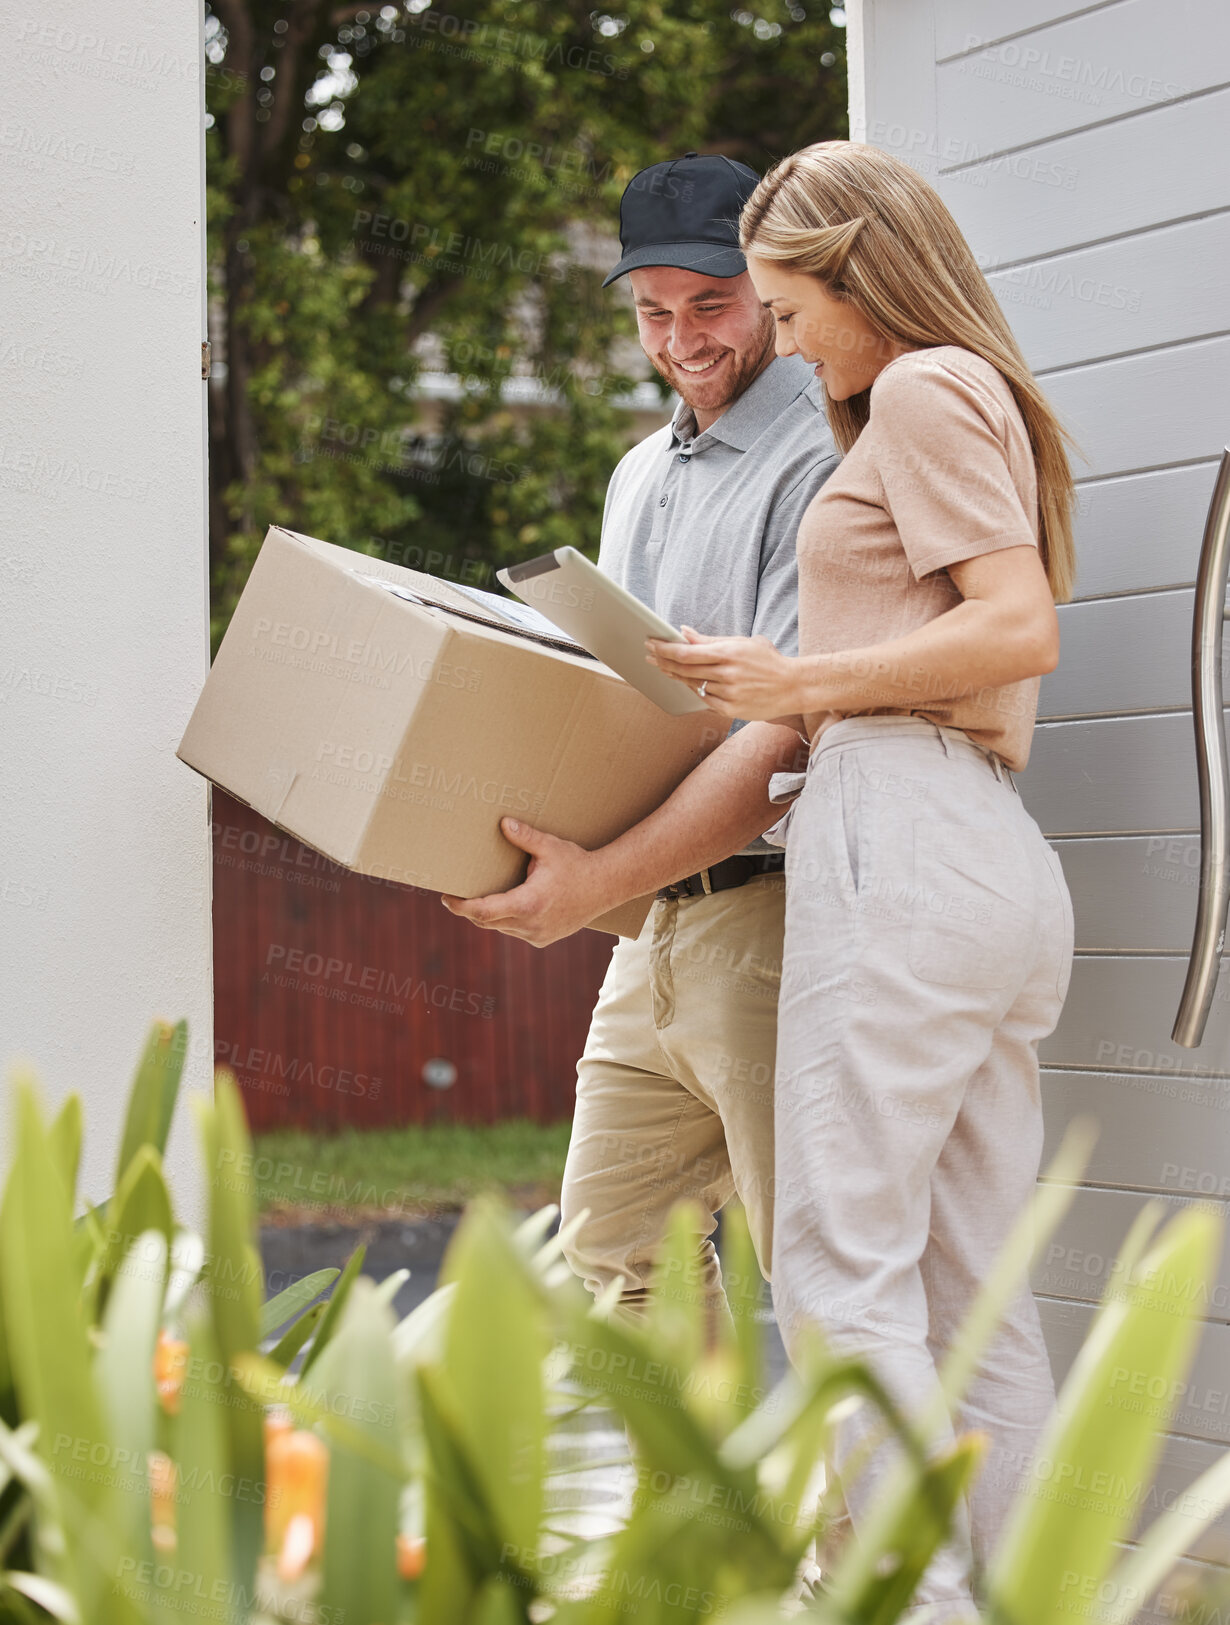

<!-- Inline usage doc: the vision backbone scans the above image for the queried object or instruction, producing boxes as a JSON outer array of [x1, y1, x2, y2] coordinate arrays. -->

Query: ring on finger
[[698, 680, 708, 699]]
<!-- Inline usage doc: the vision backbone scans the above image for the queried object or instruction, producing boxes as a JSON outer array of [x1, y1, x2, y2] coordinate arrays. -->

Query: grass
[[251, 1118, 573, 1221]]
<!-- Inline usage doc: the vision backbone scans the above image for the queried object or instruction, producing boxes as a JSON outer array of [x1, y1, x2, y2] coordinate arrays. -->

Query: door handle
[[1173, 448, 1230, 1048]]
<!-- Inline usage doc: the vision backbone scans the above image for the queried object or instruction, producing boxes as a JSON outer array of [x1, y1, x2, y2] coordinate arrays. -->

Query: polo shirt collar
[[669, 353, 814, 452]]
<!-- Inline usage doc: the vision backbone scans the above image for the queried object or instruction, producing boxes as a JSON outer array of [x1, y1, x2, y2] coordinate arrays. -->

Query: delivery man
[[443, 152, 839, 1319]]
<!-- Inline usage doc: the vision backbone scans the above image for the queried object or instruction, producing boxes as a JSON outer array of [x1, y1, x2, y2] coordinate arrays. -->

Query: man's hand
[[440, 818, 612, 948]]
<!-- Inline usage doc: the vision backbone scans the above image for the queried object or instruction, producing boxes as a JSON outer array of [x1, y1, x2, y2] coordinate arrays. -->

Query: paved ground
[[262, 1212, 463, 1322]]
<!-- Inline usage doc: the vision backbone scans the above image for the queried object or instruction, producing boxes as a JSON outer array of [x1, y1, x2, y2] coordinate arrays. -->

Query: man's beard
[[650, 323, 776, 418]]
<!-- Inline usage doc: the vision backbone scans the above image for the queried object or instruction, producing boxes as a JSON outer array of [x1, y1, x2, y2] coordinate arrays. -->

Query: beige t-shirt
[[795, 345, 1042, 772]]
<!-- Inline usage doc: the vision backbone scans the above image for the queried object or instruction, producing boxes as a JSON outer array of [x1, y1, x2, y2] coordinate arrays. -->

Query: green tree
[[205, 0, 847, 648]]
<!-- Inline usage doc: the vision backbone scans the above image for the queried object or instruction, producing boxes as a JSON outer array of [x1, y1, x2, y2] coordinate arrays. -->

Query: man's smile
[[670, 354, 725, 374]]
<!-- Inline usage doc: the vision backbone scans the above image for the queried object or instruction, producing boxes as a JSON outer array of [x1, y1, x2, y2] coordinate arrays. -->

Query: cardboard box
[[178, 526, 722, 936]]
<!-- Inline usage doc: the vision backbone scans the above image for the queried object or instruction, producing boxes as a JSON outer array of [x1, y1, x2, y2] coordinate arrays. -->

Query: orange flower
[[396, 1533, 426, 1581], [154, 1330, 188, 1416], [266, 1426, 328, 1581], [149, 1450, 177, 1552], [264, 1408, 294, 1449]]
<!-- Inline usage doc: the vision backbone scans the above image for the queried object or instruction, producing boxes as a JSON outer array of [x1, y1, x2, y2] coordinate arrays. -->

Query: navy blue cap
[[602, 151, 762, 288]]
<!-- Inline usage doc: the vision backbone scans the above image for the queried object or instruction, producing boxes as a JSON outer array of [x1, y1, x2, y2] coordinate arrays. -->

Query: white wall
[[1, 1, 212, 1219]]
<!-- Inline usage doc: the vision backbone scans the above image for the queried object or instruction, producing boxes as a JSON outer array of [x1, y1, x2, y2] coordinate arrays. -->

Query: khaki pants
[[559, 873, 785, 1316], [769, 715, 1072, 1621]]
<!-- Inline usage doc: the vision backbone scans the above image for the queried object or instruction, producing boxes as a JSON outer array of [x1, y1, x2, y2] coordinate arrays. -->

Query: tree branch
[[265, 0, 333, 165], [211, 0, 255, 184]]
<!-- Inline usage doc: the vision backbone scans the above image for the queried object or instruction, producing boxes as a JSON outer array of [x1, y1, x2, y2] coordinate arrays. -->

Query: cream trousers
[[560, 872, 785, 1318], [769, 713, 1073, 1621]]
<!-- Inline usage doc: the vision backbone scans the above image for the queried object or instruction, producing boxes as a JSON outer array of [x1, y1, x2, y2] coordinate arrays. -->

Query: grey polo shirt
[[598, 353, 839, 856]]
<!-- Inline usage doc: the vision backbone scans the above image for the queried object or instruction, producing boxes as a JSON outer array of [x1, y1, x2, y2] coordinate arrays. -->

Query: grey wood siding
[[851, 0, 1230, 1581]]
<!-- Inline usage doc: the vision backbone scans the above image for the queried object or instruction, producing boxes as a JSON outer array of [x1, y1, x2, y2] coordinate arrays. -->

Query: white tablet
[[497, 546, 709, 716]]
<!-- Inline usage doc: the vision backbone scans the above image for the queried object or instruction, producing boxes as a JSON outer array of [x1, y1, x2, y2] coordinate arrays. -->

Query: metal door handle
[[1173, 448, 1230, 1047]]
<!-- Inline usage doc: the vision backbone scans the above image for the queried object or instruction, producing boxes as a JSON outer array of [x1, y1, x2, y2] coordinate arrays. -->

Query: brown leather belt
[[656, 851, 785, 902]]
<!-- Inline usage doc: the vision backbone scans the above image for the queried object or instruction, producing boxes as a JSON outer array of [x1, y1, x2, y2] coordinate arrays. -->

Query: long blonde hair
[[740, 141, 1077, 603]]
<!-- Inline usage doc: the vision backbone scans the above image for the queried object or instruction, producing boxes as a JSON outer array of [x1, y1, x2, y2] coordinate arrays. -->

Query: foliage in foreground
[[0, 1023, 1226, 1623]]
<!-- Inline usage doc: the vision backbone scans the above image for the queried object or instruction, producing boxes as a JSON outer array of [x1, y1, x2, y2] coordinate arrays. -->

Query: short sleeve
[[751, 447, 841, 657], [869, 357, 1037, 581], [718, 444, 841, 742]]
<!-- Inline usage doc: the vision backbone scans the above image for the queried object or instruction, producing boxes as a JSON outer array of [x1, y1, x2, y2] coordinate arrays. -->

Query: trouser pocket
[[1041, 843, 1075, 1002], [784, 755, 862, 904], [907, 820, 1034, 991]]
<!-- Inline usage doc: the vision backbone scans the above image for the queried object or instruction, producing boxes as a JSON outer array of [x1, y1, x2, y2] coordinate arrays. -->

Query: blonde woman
[[647, 140, 1075, 1621]]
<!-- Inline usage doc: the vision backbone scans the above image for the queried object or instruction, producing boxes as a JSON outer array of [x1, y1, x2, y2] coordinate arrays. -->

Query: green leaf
[[0, 1580, 46, 1625], [163, 1229, 205, 1324], [305, 1279, 403, 1625], [391, 1281, 456, 1370], [716, 1204, 765, 1423], [416, 1364, 516, 1610], [1108, 1195, 1173, 1285], [0, 1082, 128, 1620], [0, 1498, 34, 1579], [566, 1293, 758, 1503], [1098, 1447, 1230, 1625], [267, 1301, 325, 1370], [371, 1268, 409, 1311], [413, 1203, 555, 1621], [0, 1424, 51, 1603], [231, 1353, 403, 1476], [719, 1357, 914, 1519], [193, 1074, 264, 1600], [94, 1231, 165, 1553], [816, 1436, 986, 1625], [514, 1205, 560, 1259], [48, 1097, 83, 1207], [298, 1243, 365, 1378], [115, 1021, 185, 1184], [260, 1267, 339, 1340], [2, 1572, 80, 1623], [168, 1315, 233, 1625], [561, 1475, 796, 1625], [694, 1599, 799, 1625], [472, 1575, 529, 1625], [643, 1201, 708, 1402], [0, 1420, 54, 1511], [70, 1209, 104, 1294], [195, 1077, 263, 1355], [100, 1148, 173, 1303], [986, 1204, 1222, 1624], [563, 1286, 815, 1615], [72, 1206, 109, 1330], [439, 1201, 548, 1557]]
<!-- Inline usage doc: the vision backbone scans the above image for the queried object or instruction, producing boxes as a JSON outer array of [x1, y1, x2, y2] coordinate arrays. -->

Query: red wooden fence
[[211, 789, 612, 1132]]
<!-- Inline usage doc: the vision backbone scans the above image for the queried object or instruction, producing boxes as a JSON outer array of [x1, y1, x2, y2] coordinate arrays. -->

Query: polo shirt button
[[659, 495, 668, 506], [678, 453, 690, 463]]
